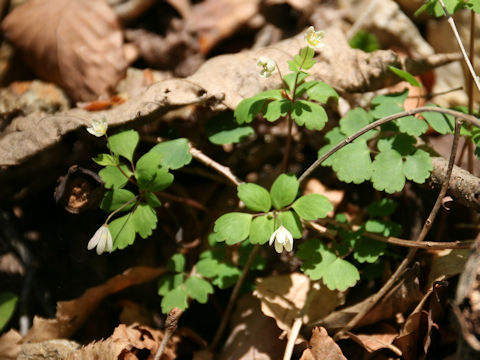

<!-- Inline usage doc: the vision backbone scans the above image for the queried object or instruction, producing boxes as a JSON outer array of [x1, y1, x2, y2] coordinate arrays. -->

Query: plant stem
[[154, 307, 183, 360], [209, 244, 260, 351], [298, 106, 480, 184], [281, 113, 294, 173]]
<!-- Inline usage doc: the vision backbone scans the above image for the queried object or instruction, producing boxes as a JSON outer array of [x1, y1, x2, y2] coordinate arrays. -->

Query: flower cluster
[[257, 56, 276, 78], [304, 26, 325, 49], [86, 118, 108, 137]]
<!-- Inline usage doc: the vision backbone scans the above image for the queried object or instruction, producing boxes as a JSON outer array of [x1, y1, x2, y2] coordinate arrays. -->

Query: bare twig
[[210, 244, 260, 351], [189, 145, 242, 187], [308, 220, 473, 250], [154, 307, 183, 360], [299, 106, 480, 184], [438, 0, 480, 92], [334, 118, 463, 338]]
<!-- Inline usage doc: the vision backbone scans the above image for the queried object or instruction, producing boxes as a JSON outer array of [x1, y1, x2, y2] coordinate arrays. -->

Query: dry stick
[[308, 220, 473, 250], [154, 307, 183, 360], [438, 0, 480, 92], [210, 244, 261, 351], [334, 117, 463, 339], [298, 106, 480, 184], [189, 145, 242, 187], [466, 9, 476, 173]]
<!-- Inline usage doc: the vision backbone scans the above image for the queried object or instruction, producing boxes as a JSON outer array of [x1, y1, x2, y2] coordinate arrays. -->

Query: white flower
[[257, 56, 276, 78], [304, 26, 325, 49], [87, 225, 113, 255], [269, 225, 293, 253], [86, 118, 108, 137]]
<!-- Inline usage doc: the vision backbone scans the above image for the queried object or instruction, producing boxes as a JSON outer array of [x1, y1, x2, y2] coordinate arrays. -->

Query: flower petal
[[269, 229, 277, 245], [274, 240, 284, 253]]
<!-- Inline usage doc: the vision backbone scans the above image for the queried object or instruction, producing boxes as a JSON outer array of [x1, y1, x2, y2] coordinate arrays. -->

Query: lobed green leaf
[[108, 130, 139, 162], [270, 174, 299, 209], [237, 183, 271, 212], [214, 212, 252, 244], [371, 150, 405, 193], [292, 194, 333, 221]]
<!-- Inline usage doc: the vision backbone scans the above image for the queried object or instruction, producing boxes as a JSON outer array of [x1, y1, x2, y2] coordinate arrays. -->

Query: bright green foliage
[[388, 66, 421, 88], [277, 211, 303, 238], [365, 219, 401, 237], [291, 100, 328, 130], [100, 189, 135, 212], [262, 99, 291, 122], [99, 164, 132, 189], [403, 149, 434, 183], [214, 212, 252, 244], [415, 0, 472, 17], [292, 194, 333, 221], [284, 72, 309, 93], [150, 138, 192, 170], [158, 274, 184, 296], [367, 198, 397, 217], [371, 150, 405, 193], [298, 239, 360, 291], [93, 153, 118, 166], [378, 133, 416, 156], [422, 108, 455, 134], [288, 46, 316, 72], [317, 127, 346, 166], [135, 150, 174, 191], [206, 112, 254, 145], [184, 276, 214, 303], [109, 213, 136, 249], [196, 259, 218, 278], [349, 30, 380, 52], [196, 255, 241, 289], [332, 142, 373, 184], [108, 130, 139, 162], [353, 236, 386, 263], [0, 292, 18, 332], [249, 216, 275, 244], [270, 174, 299, 210], [238, 183, 271, 212], [168, 254, 186, 272], [132, 204, 157, 239], [396, 115, 428, 136], [339, 108, 376, 140], [371, 91, 407, 119], [161, 286, 188, 313], [306, 82, 339, 104], [145, 192, 162, 208], [234, 90, 283, 124]]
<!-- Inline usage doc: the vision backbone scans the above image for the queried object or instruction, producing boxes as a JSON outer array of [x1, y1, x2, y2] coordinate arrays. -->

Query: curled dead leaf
[[2, 0, 128, 101], [300, 327, 347, 360]]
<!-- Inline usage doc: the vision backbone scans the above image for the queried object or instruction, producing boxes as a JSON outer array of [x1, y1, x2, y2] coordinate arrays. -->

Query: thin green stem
[[281, 113, 294, 173], [104, 195, 139, 224]]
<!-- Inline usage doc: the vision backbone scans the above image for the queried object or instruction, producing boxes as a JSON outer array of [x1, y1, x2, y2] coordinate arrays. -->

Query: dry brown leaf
[[18, 339, 80, 360], [254, 273, 344, 335], [218, 294, 285, 360], [2, 0, 128, 101], [0, 329, 22, 360], [427, 248, 470, 288], [22, 266, 166, 343], [300, 327, 347, 360], [0, 26, 458, 167]]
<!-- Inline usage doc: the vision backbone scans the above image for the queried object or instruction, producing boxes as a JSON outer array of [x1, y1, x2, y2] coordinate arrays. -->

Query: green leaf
[[277, 210, 302, 238], [366, 219, 401, 237], [135, 151, 174, 191], [109, 213, 136, 250], [249, 215, 275, 244], [297, 46, 316, 70], [100, 189, 136, 212], [403, 149, 433, 183], [353, 237, 386, 263], [132, 203, 157, 239], [168, 253, 186, 273], [295, 80, 318, 98], [422, 108, 455, 134], [262, 99, 291, 122], [212, 263, 241, 289], [234, 90, 283, 124], [339, 108, 376, 140], [377, 133, 416, 156], [332, 142, 372, 184], [150, 138, 192, 170], [108, 130, 139, 162], [185, 276, 214, 303], [367, 198, 397, 217], [306, 82, 339, 104], [158, 274, 184, 296], [145, 192, 162, 208], [396, 115, 428, 136], [284, 72, 309, 93], [92, 153, 118, 166], [291, 100, 328, 130], [349, 29, 380, 52], [161, 286, 188, 313], [388, 66, 422, 88], [371, 150, 405, 193], [270, 174, 299, 210], [196, 259, 220, 278], [214, 212, 252, 245], [317, 127, 346, 167], [99, 164, 132, 189], [206, 112, 255, 145], [237, 183, 271, 212], [371, 91, 407, 119], [466, 0, 480, 13], [0, 292, 18, 332], [292, 194, 333, 221], [298, 239, 359, 291]]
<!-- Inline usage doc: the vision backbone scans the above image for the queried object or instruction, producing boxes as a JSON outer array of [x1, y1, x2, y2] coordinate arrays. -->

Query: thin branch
[[334, 117, 463, 338], [189, 145, 242, 187], [154, 307, 183, 360], [438, 0, 480, 92], [209, 244, 260, 351], [308, 220, 473, 250], [299, 106, 480, 184]]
